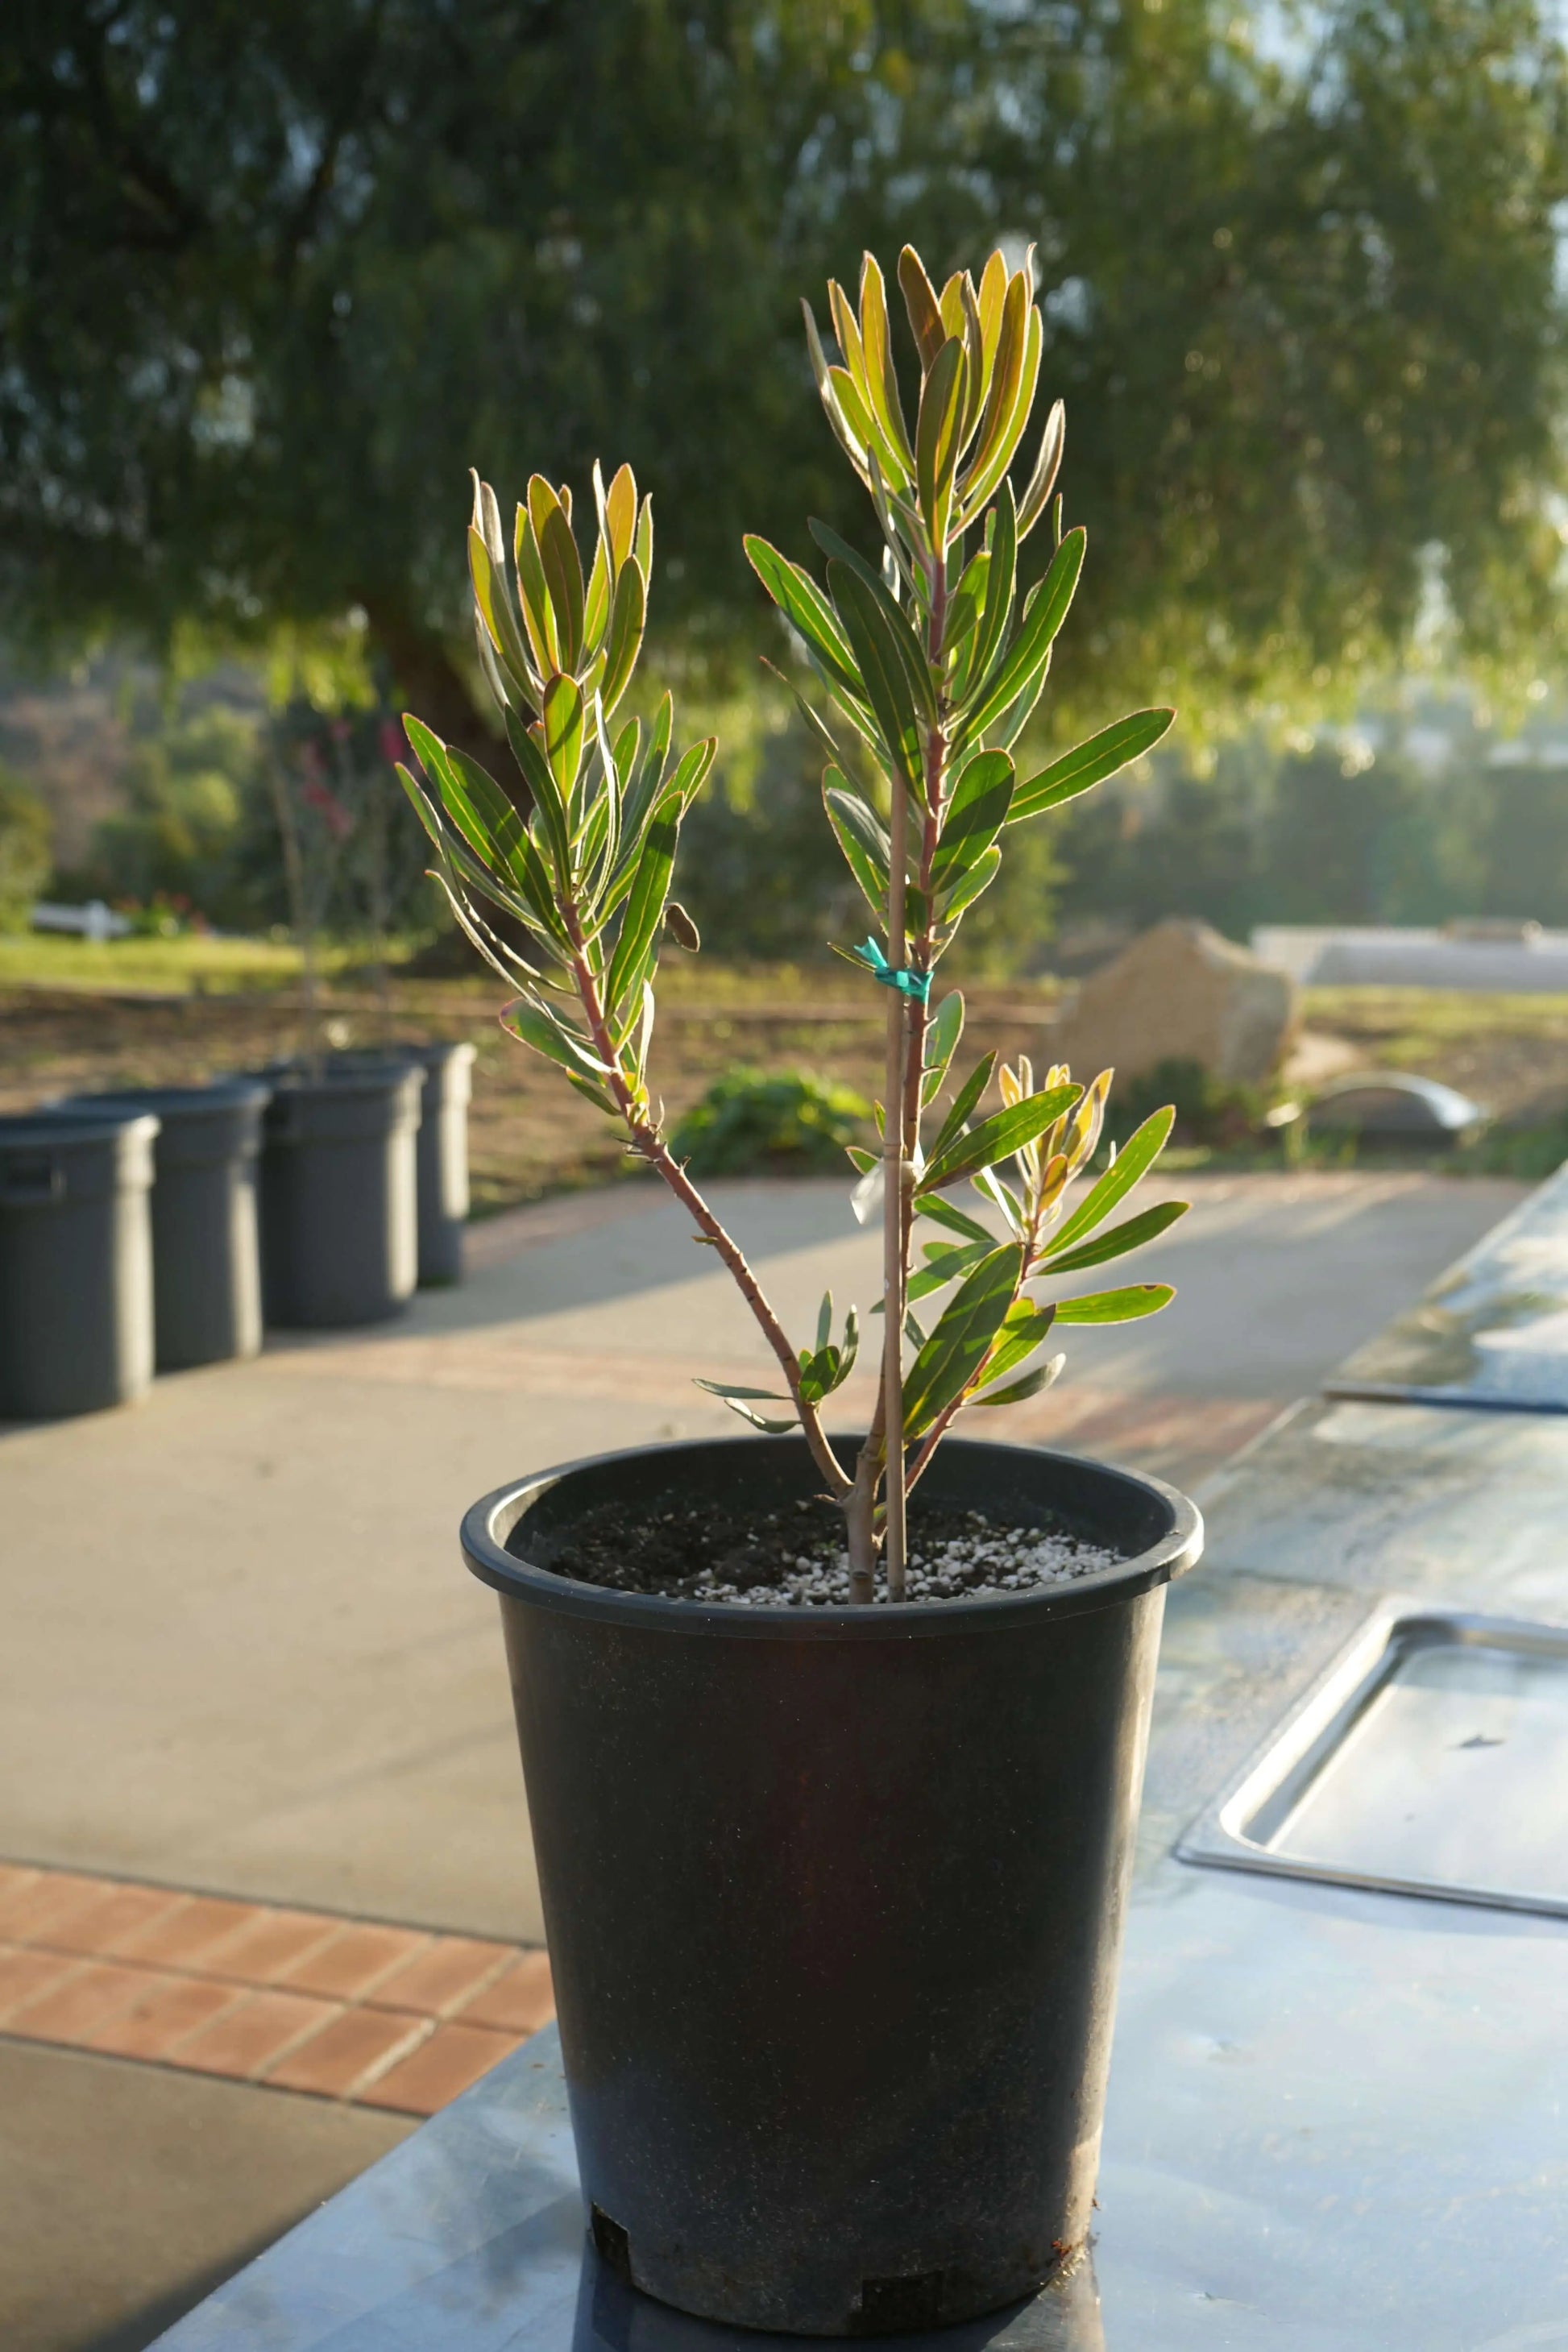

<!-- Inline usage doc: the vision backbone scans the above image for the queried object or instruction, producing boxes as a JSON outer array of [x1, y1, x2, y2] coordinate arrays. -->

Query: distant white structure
[[31, 899, 131, 943], [1252, 922, 1568, 992]]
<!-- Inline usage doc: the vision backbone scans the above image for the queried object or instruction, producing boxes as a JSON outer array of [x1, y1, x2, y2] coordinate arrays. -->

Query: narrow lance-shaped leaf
[[906, 1238, 993, 1302], [827, 560, 926, 795], [601, 561, 647, 715], [467, 527, 535, 702], [538, 502, 584, 671], [1039, 1198, 1188, 1277], [897, 245, 946, 371], [931, 749, 1014, 894], [810, 522, 936, 724], [824, 774, 890, 912], [972, 1298, 1056, 1389], [1052, 1284, 1176, 1325], [503, 707, 573, 878], [918, 1192, 993, 1244], [937, 842, 1002, 923], [920, 1084, 1081, 1196], [970, 1356, 1065, 1408], [1047, 1106, 1176, 1257], [605, 805, 679, 1014], [915, 337, 967, 548], [927, 1049, 996, 1164], [921, 989, 965, 1105], [960, 528, 1085, 749], [1010, 709, 1176, 823], [541, 673, 585, 796], [745, 537, 866, 705], [902, 1244, 1023, 1437], [857, 252, 915, 479]]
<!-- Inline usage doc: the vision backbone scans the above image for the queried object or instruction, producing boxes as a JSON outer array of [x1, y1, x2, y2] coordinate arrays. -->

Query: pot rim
[[460, 1431, 1203, 1641]]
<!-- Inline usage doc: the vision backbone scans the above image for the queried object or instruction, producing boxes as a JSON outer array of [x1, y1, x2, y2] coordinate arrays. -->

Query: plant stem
[[560, 902, 853, 1506], [881, 785, 909, 1599]]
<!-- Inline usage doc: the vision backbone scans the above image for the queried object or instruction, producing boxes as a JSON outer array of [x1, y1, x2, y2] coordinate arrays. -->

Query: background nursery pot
[[254, 1059, 422, 1328], [463, 1432, 1202, 2337]]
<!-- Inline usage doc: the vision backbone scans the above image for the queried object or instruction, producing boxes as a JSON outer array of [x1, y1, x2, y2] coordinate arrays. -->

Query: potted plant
[[400, 245, 1200, 2336]]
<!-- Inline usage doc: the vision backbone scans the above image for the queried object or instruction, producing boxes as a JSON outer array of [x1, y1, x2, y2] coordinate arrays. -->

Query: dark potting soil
[[533, 1491, 1126, 1607]]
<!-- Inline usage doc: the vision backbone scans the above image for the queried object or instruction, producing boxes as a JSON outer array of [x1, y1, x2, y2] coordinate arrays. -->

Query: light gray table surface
[[1326, 1159, 1568, 1408], [152, 1173, 1568, 2351], [153, 1508, 1568, 2350]]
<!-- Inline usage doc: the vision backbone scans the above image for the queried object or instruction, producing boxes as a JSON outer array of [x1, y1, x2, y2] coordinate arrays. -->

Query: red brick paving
[[0, 1862, 553, 2117]]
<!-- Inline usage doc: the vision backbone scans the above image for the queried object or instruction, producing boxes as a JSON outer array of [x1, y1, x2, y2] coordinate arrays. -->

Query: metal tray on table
[[1178, 1598, 1568, 1917]]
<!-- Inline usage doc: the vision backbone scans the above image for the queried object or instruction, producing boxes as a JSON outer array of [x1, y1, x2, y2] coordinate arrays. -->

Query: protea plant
[[400, 243, 1184, 1602]]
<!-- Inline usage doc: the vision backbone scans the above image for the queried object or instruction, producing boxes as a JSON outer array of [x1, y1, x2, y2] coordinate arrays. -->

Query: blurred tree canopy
[[4, 0, 1567, 748]]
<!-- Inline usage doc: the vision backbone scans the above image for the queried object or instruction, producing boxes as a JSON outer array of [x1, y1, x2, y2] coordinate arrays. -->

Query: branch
[[560, 902, 852, 1502]]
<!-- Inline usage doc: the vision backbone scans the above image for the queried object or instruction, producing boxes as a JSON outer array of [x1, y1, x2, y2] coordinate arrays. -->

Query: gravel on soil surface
[[532, 1493, 1125, 1607]]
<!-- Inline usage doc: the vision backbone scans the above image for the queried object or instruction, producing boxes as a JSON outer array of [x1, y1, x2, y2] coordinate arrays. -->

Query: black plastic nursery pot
[[0, 1110, 159, 1417], [463, 1432, 1203, 2337], [254, 1060, 422, 1328], [53, 1081, 270, 1371], [325, 1043, 475, 1286]]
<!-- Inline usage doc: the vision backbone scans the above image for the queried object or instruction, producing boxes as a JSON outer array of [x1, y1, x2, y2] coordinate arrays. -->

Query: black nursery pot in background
[[463, 1433, 1202, 2337], [324, 1042, 474, 1286], [0, 1110, 159, 1418], [255, 1060, 422, 1328], [53, 1081, 270, 1370]]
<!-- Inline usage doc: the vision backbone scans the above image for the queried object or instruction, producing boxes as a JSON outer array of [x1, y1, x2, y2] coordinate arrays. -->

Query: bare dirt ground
[[5, 969, 1566, 1210], [0, 971, 1068, 1217]]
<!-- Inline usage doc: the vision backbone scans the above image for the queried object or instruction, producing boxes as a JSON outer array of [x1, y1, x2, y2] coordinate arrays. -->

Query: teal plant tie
[[851, 938, 932, 1005]]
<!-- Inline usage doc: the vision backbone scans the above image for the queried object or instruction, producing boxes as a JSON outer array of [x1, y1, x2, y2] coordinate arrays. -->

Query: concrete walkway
[[0, 1169, 1524, 1948], [0, 1167, 1527, 2349]]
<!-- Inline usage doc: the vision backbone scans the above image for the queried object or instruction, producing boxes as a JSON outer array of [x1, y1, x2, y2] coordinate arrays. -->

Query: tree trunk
[[361, 598, 500, 768]]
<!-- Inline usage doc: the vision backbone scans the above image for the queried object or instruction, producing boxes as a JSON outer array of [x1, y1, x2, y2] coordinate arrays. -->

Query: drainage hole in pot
[[855, 2271, 951, 2332], [590, 2204, 633, 2284]]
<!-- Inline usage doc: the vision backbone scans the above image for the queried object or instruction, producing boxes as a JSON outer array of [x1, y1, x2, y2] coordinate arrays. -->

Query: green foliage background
[[4, 0, 1567, 747]]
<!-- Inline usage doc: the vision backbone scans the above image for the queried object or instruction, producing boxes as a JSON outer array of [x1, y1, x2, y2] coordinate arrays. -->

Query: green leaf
[[1040, 1198, 1188, 1276], [960, 528, 1085, 749], [605, 804, 678, 1012], [928, 1049, 997, 1165], [1052, 1284, 1176, 1325], [918, 1191, 994, 1243], [811, 522, 936, 725], [602, 561, 646, 715], [538, 502, 584, 670], [744, 536, 865, 703], [902, 1244, 1023, 1437], [664, 736, 716, 808], [915, 335, 967, 545], [823, 774, 890, 911], [503, 707, 573, 877], [920, 1083, 1081, 1195], [921, 989, 965, 1105], [502, 996, 614, 1081], [974, 1299, 1056, 1388], [970, 1359, 1064, 1408], [467, 526, 536, 700], [695, 1379, 794, 1403], [907, 1238, 993, 1302], [1010, 708, 1177, 823], [541, 672, 585, 795], [931, 749, 1014, 894], [938, 843, 1001, 923], [1048, 1107, 1175, 1256], [966, 479, 1018, 702], [827, 560, 927, 795]]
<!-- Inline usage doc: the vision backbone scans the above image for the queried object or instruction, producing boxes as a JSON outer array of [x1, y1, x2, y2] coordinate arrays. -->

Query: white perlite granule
[[670, 1519, 1122, 1608]]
